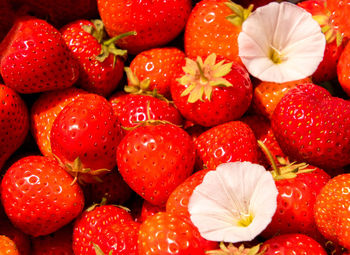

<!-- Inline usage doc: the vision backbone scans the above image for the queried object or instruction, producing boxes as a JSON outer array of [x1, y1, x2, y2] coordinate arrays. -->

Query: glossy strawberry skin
[[61, 20, 124, 97], [0, 235, 19, 255], [109, 92, 184, 136], [129, 47, 186, 98], [262, 167, 331, 242], [50, 93, 123, 182], [117, 123, 196, 206], [0, 16, 79, 94], [0, 156, 85, 237], [327, 0, 350, 38], [171, 58, 252, 127], [72, 205, 134, 255], [195, 121, 259, 170], [271, 83, 350, 170], [314, 173, 350, 249], [97, 0, 192, 54], [260, 234, 327, 255], [30, 87, 88, 157], [337, 40, 350, 96], [0, 84, 29, 171]]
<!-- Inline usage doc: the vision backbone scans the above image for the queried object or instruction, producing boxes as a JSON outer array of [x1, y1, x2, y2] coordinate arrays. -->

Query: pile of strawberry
[[0, 0, 349, 254]]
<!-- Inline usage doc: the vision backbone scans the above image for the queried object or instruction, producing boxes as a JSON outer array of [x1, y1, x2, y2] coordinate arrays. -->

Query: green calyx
[[206, 242, 262, 255], [177, 53, 233, 103], [82, 19, 137, 66], [225, 2, 254, 27]]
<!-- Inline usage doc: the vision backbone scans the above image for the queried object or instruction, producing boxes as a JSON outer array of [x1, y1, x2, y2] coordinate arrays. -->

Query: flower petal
[[188, 162, 278, 243]]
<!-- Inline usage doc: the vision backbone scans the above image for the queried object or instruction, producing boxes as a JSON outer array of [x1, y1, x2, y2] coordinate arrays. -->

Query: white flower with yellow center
[[188, 161, 278, 243], [238, 2, 325, 83]]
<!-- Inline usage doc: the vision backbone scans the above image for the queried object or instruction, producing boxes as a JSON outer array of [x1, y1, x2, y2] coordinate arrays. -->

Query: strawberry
[[72, 204, 134, 255], [0, 16, 79, 94], [138, 212, 216, 254], [252, 77, 311, 119], [127, 47, 186, 98], [314, 173, 350, 249], [50, 93, 123, 183], [326, 0, 350, 39], [97, 0, 192, 55], [0, 235, 19, 255], [109, 92, 184, 136], [138, 200, 165, 223], [185, 0, 253, 64], [271, 83, 350, 170], [260, 233, 327, 254], [30, 87, 88, 157], [337, 39, 350, 96], [0, 84, 29, 171], [117, 123, 196, 205], [0, 155, 85, 237], [31, 224, 74, 255], [0, 0, 16, 42], [194, 121, 259, 169], [61, 20, 132, 97], [171, 54, 252, 127]]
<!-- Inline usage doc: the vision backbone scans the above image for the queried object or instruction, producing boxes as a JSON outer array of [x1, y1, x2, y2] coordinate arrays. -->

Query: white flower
[[238, 2, 325, 83], [188, 162, 278, 243]]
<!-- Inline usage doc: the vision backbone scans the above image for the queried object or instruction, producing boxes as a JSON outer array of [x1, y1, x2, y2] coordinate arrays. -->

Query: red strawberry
[[138, 212, 216, 254], [260, 233, 327, 255], [337, 39, 350, 96], [0, 235, 19, 255], [138, 200, 165, 223], [97, 0, 192, 54], [50, 93, 123, 183], [314, 173, 350, 249], [127, 47, 186, 98], [31, 224, 74, 255], [117, 123, 196, 205], [0, 0, 16, 42], [271, 83, 350, 170], [30, 87, 88, 157], [0, 155, 85, 237], [0, 16, 79, 94], [171, 54, 253, 127], [327, 0, 350, 39], [0, 84, 29, 171], [61, 20, 131, 97], [109, 92, 184, 136], [195, 121, 259, 169], [72, 204, 134, 255]]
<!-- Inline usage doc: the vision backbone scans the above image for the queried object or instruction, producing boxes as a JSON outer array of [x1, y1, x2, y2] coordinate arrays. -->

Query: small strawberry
[[314, 173, 350, 250], [0, 235, 19, 255], [72, 204, 134, 255], [171, 54, 252, 127], [185, 0, 253, 64], [127, 47, 186, 98], [260, 233, 327, 254], [271, 83, 350, 170], [0, 84, 29, 171], [195, 121, 259, 169], [0, 155, 85, 237], [50, 93, 123, 183], [97, 0, 192, 54], [61, 20, 133, 97], [30, 87, 88, 157], [0, 16, 79, 94], [117, 123, 196, 206]]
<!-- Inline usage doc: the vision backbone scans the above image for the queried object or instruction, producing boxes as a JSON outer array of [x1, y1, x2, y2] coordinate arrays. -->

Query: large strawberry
[[0, 84, 29, 171], [117, 123, 196, 206], [185, 0, 253, 64], [97, 0, 192, 55], [171, 54, 252, 127], [0, 16, 79, 94], [0, 155, 85, 237], [50, 93, 123, 183], [195, 120, 259, 169], [61, 19, 132, 97], [30, 87, 88, 157], [271, 83, 350, 170]]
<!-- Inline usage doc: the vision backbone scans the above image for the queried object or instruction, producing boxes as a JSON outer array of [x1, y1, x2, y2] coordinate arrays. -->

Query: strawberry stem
[[103, 31, 137, 46], [196, 61, 208, 83], [257, 140, 280, 175]]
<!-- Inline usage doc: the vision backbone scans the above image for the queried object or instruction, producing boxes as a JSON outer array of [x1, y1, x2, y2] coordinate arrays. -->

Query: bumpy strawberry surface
[[0, 156, 84, 237], [337, 40, 350, 96], [0, 235, 19, 255]]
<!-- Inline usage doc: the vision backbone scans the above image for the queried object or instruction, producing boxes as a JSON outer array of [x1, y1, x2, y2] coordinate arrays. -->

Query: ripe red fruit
[[0, 84, 29, 171], [0, 235, 19, 255], [117, 123, 196, 206], [271, 83, 350, 170], [97, 0, 192, 54], [327, 0, 350, 38], [0, 156, 85, 237], [0, 16, 79, 94], [337, 40, 350, 96]]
